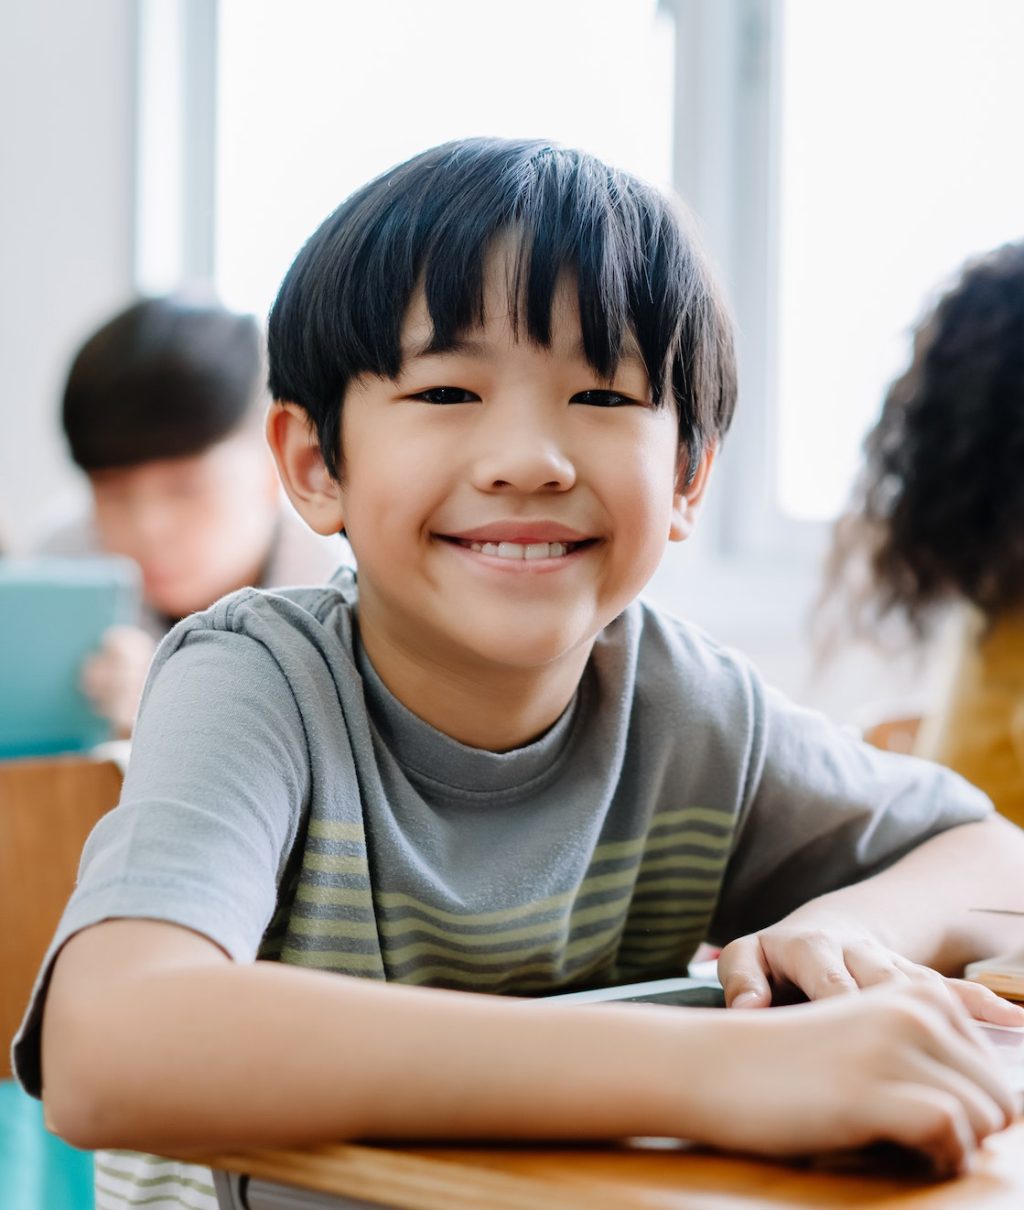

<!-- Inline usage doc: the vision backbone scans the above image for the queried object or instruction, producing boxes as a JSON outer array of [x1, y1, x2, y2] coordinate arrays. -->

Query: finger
[[911, 1053, 1012, 1144], [80, 655, 114, 705], [842, 942, 912, 990], [906, 992, 1018, 1127], [718, 936, 773, 1008], [872, 1086, 977, 1177], [948, 978, 1024, 1026], [777, 932, 859, 1001]]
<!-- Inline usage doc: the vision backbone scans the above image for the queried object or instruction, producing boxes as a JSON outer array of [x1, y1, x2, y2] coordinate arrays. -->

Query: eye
[[410, 386, 480, 405], [570, 389, 646, 407]]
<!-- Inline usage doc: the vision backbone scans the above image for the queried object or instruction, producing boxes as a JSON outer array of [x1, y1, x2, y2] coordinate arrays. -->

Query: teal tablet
[[0, 557, 141, 759]]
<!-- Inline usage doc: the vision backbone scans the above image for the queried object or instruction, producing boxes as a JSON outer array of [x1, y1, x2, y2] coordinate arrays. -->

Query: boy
[[17, 140, 1024, 1210], [40, 296, 341, 732]]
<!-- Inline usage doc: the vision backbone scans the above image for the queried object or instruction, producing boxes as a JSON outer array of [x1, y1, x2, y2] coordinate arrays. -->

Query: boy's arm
[[718, 815, 1024, 1014], [40, 916, 1016, 1176]]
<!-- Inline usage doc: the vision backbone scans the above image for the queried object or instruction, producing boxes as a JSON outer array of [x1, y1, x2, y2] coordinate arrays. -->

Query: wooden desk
[[193, 1121, 1024, 1210], [0, 751, 123, 1077]]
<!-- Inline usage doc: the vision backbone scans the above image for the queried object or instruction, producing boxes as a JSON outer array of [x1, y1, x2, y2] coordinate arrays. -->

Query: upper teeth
[[468, 541, 569, 560]]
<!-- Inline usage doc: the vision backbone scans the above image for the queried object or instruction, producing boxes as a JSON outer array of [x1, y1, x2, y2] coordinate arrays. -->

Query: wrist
[[626, 1005, 756, 1143]]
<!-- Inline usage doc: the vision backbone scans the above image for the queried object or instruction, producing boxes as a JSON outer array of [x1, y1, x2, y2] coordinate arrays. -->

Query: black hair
[[268, 137, 736, 481], [820, 240, 1024, 642], [62, 296, 264, 471]]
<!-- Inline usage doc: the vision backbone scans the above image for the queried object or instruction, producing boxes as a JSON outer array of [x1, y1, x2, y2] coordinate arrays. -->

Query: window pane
[[776, 0, 1024, 521], [215, 0, 672, 319]]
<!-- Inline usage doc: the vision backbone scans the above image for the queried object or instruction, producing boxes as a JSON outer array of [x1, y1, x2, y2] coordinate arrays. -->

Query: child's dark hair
[[821, 241, 1024, 641], [268, 137, 736, 481], [63, 296, 263, 471]]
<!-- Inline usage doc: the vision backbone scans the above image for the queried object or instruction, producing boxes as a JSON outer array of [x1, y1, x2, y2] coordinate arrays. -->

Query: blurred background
[[3, 0, 1022, 721]]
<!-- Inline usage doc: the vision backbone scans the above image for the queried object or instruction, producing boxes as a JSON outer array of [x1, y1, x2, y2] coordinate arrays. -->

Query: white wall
[[0, 0, 137, 553]]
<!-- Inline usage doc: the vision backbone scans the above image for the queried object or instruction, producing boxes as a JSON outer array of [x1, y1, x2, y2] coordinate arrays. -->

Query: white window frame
[[664, 0, 826, 566], [135, 0, 219, 294]]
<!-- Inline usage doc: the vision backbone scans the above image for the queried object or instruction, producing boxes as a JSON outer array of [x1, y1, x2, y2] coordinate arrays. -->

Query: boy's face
[[89, 432, 280, 618], [278, 259, 711, 685]]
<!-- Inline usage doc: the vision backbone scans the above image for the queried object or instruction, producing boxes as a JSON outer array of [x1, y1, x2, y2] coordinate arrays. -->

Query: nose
[[123, 495, 178, 553], [470, 405, 577, 495]]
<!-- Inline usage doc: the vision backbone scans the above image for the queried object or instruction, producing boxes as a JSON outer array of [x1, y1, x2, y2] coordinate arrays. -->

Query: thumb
[[718, 934, 773, 1008]]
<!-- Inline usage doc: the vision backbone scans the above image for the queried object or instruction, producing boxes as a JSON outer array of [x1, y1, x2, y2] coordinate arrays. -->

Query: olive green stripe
[[642, 829, 732, 854], [400, 939, 618, 991], [589, 835, 647, 861], [651, 806, 735, 830], [385, 917, 622, 971], [623, 915, 712, 937], [370, 863, 720, 929], [290, 892, 631, 947], [375, 895, 627, 945], [296, 884, 376, 909], [374, 865, 641, 926], [619, 930, 706, 953], [626, 897, 719, 918], [280, 946, 384, 971], [301, 853, 371, 876], [511, 952, 620, 995], [633, 873, 721, 894], [96, 1160, 215, 1195], [287, 917, 380, 941], [308, 820, 367, 841], [637, 852, 727, 874], [295, 881, 628, 927], [399, 956, 591, 989], [373, 887, 567, 924]]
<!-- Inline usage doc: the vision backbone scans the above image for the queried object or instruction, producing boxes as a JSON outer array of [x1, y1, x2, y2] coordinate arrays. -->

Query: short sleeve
[[12, 623, 311, 1095], [707, 677, 994, 946]]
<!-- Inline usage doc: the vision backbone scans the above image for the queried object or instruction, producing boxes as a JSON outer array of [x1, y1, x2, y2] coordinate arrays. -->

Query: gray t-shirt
[[13, 571, 992, 1209]]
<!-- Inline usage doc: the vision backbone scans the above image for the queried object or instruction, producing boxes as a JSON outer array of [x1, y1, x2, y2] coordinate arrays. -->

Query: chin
[[461, 623, 594, 671], [146, 588, 208, 620]]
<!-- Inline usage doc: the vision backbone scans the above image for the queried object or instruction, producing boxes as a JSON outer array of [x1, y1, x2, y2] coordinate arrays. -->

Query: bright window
[[776, 0, 1024, 521], [215, 0, 673, 320]]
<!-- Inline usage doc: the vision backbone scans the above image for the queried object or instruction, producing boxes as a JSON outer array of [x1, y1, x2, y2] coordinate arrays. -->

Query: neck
[[355, 615, 592, 752]]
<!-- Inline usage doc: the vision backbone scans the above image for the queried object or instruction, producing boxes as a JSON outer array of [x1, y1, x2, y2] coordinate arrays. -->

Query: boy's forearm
[[784, 816, 1024, 972], [44, 948, 722, 1153]]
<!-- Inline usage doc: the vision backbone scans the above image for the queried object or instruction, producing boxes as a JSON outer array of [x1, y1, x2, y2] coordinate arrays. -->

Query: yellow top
[[915, 608, 1024, 829]]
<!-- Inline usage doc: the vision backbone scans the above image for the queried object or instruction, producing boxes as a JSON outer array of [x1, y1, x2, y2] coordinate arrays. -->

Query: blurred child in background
[[821, 242, 1024, 828], [40, 296, 342, 733]]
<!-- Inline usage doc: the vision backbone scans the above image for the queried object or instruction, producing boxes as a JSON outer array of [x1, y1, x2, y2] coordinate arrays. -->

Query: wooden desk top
[[192, 1120, 1024, 1210]]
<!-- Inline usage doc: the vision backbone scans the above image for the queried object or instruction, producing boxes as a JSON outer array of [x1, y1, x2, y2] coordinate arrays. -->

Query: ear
[[265, 403, 345, 536], [669, 442, 717, 543]]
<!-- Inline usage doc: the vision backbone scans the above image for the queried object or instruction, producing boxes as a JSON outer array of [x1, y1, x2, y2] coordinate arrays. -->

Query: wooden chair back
[[0, 754, 123, 1078]]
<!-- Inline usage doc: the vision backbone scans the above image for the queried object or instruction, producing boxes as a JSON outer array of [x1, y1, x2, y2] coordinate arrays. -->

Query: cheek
[[612, 426, 680, 524], [92, 499, 140, 555]]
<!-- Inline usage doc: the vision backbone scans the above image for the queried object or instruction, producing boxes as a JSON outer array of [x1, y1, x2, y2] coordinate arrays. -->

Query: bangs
[[268, 138, 735, 480]]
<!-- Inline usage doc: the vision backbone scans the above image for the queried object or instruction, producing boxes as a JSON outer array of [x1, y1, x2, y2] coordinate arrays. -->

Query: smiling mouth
[[439, 536, 596, 561]]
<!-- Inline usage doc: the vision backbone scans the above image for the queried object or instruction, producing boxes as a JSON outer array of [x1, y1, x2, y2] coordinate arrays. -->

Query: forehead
[[88, 434, 258, 488]]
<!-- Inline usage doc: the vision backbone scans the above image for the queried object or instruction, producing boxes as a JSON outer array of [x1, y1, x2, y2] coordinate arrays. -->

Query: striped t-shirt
[[14, 571, 992, 1209]]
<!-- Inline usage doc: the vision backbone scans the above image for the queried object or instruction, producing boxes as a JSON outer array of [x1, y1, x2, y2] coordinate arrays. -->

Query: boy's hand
[[693, 984, 1017, 1176], [80, 625, 157, 736], [718, 917, 1024, 1027]]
